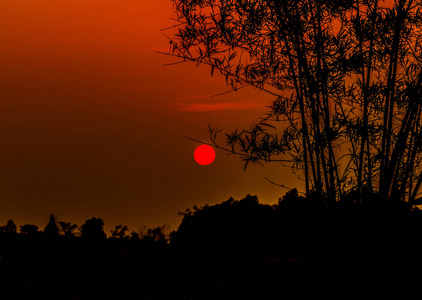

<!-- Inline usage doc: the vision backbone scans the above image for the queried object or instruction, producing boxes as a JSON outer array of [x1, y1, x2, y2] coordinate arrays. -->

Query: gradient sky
[[0, 0, 303, 234]]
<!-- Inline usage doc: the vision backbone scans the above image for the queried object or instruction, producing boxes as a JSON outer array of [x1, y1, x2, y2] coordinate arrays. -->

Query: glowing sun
[[194, 145, 216, 165]]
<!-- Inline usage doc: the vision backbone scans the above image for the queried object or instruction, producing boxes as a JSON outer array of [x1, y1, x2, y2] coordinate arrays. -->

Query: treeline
[[0, 216, 171, 299], [0, 216, 169, 241], [1, 191, 422, 298], [172, 191, 422, 298]]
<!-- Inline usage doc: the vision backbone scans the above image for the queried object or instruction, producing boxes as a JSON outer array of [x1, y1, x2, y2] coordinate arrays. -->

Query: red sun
[[194, 145, 216, 165]]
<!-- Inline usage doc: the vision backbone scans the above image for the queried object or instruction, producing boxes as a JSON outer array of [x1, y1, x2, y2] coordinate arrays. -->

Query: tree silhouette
[[43, 214, 60, 239], [79, 217, 106, 240], [139, 225, 169, 243], [58, 221, 78, 238], [164, 0, 422, 205], [19, 224, 39, 237], [172, 195, 278, 265], [110, 224, 129, 240], [129, 230, 141, 241], [0, 220, 17, 235], [170, 194, 332, 297]]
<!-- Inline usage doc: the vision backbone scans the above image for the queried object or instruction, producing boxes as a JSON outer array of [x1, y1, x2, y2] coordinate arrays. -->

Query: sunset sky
[[0, 0, 303, 233]]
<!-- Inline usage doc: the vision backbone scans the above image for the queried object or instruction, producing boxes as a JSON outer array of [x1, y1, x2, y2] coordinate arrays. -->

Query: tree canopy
[[164, 0, 422, 205]]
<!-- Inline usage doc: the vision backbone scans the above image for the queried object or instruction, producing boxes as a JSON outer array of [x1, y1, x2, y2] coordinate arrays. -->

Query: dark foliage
[[1, 192, 422, 298], [170, 193, 422, 298]]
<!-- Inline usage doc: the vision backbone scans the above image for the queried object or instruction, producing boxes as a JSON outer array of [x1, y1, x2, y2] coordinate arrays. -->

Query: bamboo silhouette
[[164, 0, 422, 205]]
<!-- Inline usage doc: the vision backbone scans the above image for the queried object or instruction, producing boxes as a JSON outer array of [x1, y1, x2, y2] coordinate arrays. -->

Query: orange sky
[[0, 0, 305, 234]]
